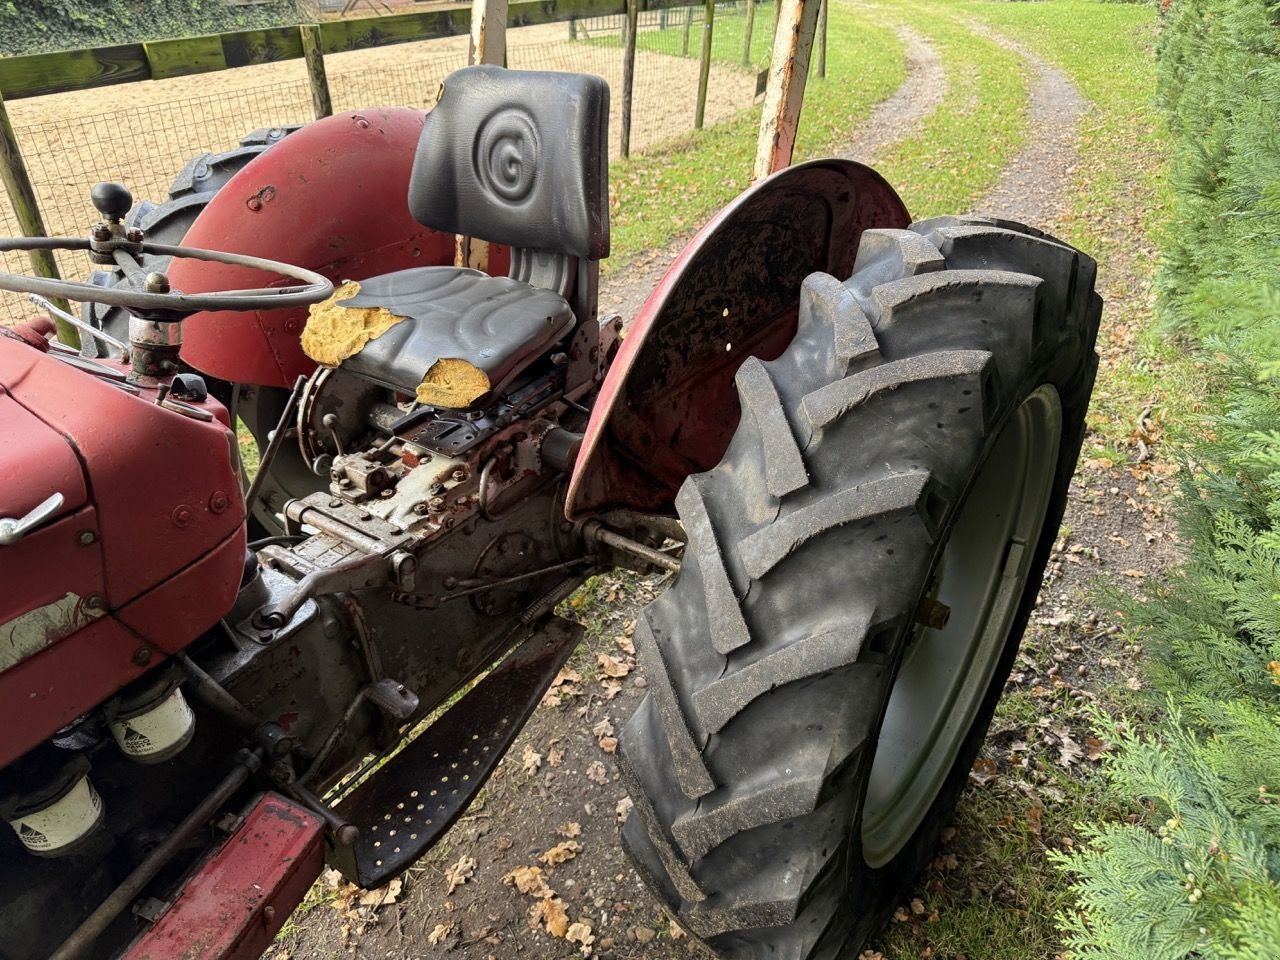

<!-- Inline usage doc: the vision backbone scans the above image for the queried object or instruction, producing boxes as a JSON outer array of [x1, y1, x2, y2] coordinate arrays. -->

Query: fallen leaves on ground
[[522, 744, 543, 775], [445, 855, 475, 895], [969, 756, 999, 786], [597, 652, 632, 678], [427, 922, 452, 945], [547, 742, 565, 767], [586, 760, 609, 784], [539, 840, 580, 865], [593, 717, 618, 753], [601, 679, 623, 700], [669, 918, 687, 940], [567, 919, 596, 953], [529, 895, 571, 937], [558, 821, 582, 838], [615, 797, 634, 822], [504, 865, 555, 898]]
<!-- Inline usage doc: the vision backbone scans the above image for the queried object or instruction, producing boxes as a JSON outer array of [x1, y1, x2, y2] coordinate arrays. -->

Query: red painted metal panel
[[173, 107, 487, 388], [0, 339, 244, 608], [568, 159, 910, 517], [0, 381, 87, 520], [115, 527, 246, 655], [0, 615, 152, 767], [125, 793, 325, 960]]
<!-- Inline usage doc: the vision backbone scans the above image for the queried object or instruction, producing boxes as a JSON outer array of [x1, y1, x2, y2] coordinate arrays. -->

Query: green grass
[[603, 4, 904, 270], [955, 0, 1208, 457], [869, 0, 1031, 216], [862, 4, 1176, 958]]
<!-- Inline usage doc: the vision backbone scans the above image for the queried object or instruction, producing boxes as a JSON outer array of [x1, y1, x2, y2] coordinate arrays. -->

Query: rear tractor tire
[[618, 216, 1101, 958]]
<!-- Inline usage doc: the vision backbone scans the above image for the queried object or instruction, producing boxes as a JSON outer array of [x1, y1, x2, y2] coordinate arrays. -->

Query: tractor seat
[[299, 65, 609, 410], [308, 267, 574, 408]]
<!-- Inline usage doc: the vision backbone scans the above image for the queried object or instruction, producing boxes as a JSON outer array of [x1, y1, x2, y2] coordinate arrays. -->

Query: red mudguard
[[173, 107, 496, 388], [567, 159, 910, 517]]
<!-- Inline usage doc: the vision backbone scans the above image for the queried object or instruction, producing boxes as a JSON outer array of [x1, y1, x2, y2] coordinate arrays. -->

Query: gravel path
[[966, 23, 1087, 224], [836, 26, 947, 163]]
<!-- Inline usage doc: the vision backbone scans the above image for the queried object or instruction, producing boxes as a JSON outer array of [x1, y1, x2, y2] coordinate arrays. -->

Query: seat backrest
[[409, 66, 610, 262]]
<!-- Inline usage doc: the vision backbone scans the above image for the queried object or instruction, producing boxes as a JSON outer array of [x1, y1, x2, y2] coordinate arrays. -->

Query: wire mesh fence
[[0, 3, 763, 323]]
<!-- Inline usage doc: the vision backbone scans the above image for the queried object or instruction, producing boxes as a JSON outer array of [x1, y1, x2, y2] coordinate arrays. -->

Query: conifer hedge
[[1055, 1, 1280, 957]]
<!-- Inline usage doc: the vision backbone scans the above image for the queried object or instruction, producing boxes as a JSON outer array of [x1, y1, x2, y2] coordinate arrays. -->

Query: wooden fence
[[0, 0, 779, 340]]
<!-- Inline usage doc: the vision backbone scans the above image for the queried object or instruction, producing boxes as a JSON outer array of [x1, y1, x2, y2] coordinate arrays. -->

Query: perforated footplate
[[327, 616, 583, 888]]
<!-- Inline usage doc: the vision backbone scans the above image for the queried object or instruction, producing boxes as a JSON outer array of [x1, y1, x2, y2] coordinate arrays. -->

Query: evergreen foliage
[[1055, 1, 1280, 956], [0, 1, 303, 56]]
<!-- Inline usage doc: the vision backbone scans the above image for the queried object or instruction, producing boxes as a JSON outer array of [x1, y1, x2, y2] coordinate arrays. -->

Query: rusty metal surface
[[122, 793, 325, 960], [567, 159, 910, 517], [329, 615, 583, 889]]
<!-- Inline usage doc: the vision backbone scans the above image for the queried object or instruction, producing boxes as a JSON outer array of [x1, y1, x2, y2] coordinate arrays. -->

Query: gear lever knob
[[90, 182, 132, 222]]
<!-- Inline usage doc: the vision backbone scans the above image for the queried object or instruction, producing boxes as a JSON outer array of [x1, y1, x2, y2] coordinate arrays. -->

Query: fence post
[[694, 0, 716, 129], [816, 0, 827, 79], [742, 0, 756, 67], [620, 0, 639, 158], [0, 89, 76, 347], [753, 0, 820, 181], [299, 24, 333, 119], [682, 5, 693, 56], [569, 16, 577, 40]]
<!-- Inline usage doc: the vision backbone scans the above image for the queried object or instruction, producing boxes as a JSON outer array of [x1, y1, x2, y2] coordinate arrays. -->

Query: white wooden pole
[[752, 0, 821, 182]]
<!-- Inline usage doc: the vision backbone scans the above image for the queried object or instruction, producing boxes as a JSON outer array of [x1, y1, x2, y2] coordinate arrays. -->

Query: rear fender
[[174, 108, 508, 387], [567, 159, 909, 517]]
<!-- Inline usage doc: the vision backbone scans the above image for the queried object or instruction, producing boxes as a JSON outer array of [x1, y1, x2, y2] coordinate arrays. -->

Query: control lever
[[0, 492, 65, 546]]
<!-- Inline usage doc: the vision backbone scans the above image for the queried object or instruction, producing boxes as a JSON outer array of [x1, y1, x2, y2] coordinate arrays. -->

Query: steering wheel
[[0, 182, 333, 319]]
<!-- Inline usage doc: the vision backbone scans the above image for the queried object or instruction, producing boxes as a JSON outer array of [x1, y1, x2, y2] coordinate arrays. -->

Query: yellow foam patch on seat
[[300, 280, 408, 366], [416, 358, 490, 408]]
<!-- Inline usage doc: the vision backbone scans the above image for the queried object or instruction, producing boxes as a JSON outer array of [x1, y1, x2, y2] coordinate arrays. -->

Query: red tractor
[[0, 54, 1100, 960]]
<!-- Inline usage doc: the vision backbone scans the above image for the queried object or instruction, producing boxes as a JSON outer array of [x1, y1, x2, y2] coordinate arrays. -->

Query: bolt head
[[144, 272, 170, 294], [78, 530, 96, 545], [132, 645, 152, 666]]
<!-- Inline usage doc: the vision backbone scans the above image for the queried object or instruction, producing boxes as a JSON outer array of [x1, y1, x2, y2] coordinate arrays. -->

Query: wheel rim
[[860, 385, 1063, 868]]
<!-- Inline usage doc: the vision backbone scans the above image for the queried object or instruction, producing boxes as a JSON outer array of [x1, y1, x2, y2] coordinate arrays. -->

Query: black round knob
[[90, 182, 132, 221]]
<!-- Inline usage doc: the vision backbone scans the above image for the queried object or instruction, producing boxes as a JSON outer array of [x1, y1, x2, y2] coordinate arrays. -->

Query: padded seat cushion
[[308, 266, 574, 408]]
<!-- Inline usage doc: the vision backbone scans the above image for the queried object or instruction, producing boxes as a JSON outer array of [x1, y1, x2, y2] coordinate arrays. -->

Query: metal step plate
[[328, 615, 583, 888]]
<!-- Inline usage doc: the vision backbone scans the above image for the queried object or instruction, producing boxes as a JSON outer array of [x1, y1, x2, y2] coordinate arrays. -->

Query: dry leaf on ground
[[529, 896, 570, 938], [615, 634, 636, 656], [504, 864, 555, 898], [558, 821, 582, 838], [522, 744, 543, 775], [567, 919, 595, 952], [586, 761, 609, 784], [540, 840, 580, 865], [357, 877, 402, 907], [547, 743, 565, 767], [596, 653, 632, 678], [427, 922, 452, 945], [615, 797, 634, 822], [601, 679, 623, 700], [445, 856, 475, 895], [969, 756, 999, 786]]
